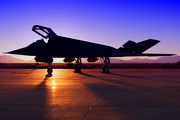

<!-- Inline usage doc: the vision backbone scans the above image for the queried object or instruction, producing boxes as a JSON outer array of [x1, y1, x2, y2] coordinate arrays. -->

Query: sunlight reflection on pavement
[[0, 69, 180, 120]]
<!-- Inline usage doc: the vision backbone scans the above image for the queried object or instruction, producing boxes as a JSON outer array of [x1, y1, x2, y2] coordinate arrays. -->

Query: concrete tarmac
[[0, 69, 180, 120]]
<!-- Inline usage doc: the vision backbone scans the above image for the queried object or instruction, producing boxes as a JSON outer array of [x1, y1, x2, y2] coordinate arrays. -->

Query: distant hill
[[82, 56, 180, 63], [0, 55, 25, 63], [0, 55, 35, 63], [109, 56, 180, 63], [0, 55, 179, 63]]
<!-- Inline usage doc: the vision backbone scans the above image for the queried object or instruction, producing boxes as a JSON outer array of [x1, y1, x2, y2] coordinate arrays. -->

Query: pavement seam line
[[81, 91, 104, 120]]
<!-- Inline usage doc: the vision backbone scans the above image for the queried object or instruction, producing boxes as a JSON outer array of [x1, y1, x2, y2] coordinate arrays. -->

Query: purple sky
[[0, 0, 180, 62]]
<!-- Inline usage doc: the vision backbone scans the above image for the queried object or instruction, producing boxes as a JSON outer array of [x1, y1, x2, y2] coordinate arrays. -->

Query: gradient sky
[[0, 0, 180, 62]]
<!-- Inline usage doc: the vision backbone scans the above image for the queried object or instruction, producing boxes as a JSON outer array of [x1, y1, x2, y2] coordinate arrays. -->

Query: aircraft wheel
[[47, 68, 53, 74], [74, 65, 82, 73], [102, 66, 110, 73]]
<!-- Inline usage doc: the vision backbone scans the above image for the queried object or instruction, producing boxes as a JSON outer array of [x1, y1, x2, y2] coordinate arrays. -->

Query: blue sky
[[0, 0, 180, 62]]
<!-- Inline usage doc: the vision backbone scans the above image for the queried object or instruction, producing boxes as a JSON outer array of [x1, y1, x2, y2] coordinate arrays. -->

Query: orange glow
[[51, 80, 56, 85], [52, 86, 56, 93], [52, 86, 56, 90]]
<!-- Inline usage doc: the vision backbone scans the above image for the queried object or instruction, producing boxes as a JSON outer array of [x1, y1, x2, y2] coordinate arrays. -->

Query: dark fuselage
[[9, 35, 119, 58], [47, 36, 118, 57]]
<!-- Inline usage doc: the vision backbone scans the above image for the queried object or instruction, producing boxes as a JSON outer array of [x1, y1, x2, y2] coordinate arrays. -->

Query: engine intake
[[87, 57, 98, 62], [63, 57, 75, 63], [35, 56, 53, 63]]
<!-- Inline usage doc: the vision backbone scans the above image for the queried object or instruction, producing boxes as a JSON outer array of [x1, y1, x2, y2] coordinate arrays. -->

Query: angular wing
[[85, 52, 175, 57]]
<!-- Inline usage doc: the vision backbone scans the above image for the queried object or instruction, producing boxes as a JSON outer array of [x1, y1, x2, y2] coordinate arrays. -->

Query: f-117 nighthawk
[[6, 25, 174, 74]]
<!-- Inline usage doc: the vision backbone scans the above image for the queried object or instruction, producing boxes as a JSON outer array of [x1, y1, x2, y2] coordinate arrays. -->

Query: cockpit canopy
[[32, 25, 57, 39]]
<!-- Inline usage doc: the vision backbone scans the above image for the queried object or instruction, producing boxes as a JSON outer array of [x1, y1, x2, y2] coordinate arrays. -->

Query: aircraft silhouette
[[6, 25, 174, 74]]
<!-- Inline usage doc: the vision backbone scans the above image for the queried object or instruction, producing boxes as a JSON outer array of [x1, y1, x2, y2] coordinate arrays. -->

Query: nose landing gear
[[47, 63, 53, 74]]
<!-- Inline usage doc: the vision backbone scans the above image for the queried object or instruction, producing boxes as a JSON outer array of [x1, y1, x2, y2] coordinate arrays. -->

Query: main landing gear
[[74, 58, 83, 73], [102, 57, 111, 73], [47, 63, 53, 74], [46, 58, 83, 74], [45, 57, 110, 74]]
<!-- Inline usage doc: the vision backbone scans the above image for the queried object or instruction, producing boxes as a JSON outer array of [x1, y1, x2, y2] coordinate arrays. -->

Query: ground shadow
[[44, 73, 52, 80], [79, 72, 180, 119], [0, 80, 49, 120]]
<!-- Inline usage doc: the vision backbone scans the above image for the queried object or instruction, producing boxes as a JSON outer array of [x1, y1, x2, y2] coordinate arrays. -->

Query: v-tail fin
[[118, 39, 160, 53]]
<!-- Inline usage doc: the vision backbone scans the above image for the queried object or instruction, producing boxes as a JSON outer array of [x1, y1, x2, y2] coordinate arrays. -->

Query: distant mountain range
[[0, 55, 180, 63], [109, 56, 180, 63], [0, 55, 35, 63]]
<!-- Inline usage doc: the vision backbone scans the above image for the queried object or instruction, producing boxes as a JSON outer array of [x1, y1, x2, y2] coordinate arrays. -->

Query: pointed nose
[[6, 39, 49, 56], [7, 47, 32, 55]]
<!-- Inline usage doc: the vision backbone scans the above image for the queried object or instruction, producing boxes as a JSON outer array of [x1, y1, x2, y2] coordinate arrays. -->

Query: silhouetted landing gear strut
[[102, 57, 111, 73], [74, 58, 82, 73], [35, 62, 39, 69], [47, 63, 53, 74]]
